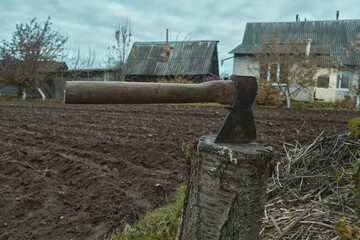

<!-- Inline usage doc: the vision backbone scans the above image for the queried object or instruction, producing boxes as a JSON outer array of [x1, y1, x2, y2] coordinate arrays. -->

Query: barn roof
[[40, 61, 68, 72], [0, 60, 68, 72], [125, 41, 219, 76], [230, 19, 360, 66]]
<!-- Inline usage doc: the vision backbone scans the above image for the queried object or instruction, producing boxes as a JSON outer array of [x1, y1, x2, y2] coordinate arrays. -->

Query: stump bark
[[178, 135, 273, 240]]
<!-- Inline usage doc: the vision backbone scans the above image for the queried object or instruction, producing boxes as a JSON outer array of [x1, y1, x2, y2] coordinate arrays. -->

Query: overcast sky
[[0, 0, 359, 74]]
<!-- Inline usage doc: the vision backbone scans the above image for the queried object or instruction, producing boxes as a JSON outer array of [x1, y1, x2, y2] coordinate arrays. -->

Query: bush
[[336, 96, 355, 110], [156, 76, 193, 84], [333, 118, 360, 239], [349, 118, 360, 140], [292, 101, 331, 109], [255, 80, 283, 106], [292, 99, 356, 110]]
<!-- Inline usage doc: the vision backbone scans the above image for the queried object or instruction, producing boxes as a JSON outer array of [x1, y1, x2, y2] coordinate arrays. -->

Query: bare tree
[[55, 46, 97, 95], [343, 33, 360, 108], [106, 16, 132, 81], [249, 34, 329, 108], [0, 17, 68, 99], [67, 46, 96, 70]]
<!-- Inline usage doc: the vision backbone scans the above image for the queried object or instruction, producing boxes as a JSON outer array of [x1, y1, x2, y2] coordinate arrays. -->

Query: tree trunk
[[178, 135, 273, 240], [37, 87, 46, 101], [356, 95, 360, 109], [22, 88, 26, 100], [286, 94, 291, 108]]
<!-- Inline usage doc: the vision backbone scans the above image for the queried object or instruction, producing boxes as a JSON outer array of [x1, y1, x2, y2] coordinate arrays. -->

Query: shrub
[[349, 118, 360, 140], [336, 96, 354, 109], [292, 101, 331, 109], [333, 118, 360, 239], [156, 76, 193, 84], [255, 80, 283, 106], [292, 99, 356, 110]]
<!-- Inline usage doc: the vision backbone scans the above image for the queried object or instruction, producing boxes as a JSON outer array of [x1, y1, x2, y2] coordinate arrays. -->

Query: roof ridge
[[247, 19, 360, 24], [134, 40, 219, 45]]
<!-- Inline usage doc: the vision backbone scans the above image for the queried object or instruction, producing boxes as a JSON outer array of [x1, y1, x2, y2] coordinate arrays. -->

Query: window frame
[[266, 63, 287, 86], [316, 76, 330, 88], [336, 71, 350, 91]]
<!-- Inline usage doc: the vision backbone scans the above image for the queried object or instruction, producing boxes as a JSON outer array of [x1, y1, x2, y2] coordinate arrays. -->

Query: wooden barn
[[124, 41, 219, 82]]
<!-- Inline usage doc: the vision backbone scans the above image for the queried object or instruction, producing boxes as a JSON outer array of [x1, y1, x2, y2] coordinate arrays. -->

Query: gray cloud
[[0, 0, 359, 72]]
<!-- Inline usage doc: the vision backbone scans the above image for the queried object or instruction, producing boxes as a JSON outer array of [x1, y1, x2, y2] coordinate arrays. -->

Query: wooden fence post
[[178, 135, 273, 240]]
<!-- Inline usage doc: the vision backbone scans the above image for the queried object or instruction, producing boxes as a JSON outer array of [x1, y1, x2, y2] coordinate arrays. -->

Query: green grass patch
[[0, 96, 63, 102], [106, 185, 187, 240], [0, 95, 22, 100], [170, 102, 222, 107], [291, 100, 355, 110], [149, 102, 223, 107]]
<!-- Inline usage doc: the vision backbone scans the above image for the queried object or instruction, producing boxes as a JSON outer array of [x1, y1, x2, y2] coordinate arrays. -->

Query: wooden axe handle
[[65, 80, 237, 104]]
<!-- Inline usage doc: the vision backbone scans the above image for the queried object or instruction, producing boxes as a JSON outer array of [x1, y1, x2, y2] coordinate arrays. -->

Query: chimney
[[159, 43, 170, 62], [305, 39, 311, 56], [296, 14, 299, 22], [159, 30, 171, 62], [336, 10, 339, 20]]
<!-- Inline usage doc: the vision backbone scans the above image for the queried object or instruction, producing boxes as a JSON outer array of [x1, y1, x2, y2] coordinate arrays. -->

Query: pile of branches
[[261, 132, 360, 239]]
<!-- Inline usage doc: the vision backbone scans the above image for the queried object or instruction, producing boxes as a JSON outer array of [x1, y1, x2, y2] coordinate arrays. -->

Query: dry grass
[[261, 131, 360, 239]]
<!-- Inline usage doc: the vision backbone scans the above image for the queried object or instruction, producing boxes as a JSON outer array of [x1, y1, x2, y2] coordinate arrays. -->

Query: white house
[[230, 19, 360, 104]]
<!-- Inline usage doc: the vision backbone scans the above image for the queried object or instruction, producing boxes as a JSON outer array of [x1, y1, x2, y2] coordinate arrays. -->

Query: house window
[[337, 71, 350, 89], [260, 63, 286, 85], [317, 76, 330, 88], [267, 63, 280, 82]]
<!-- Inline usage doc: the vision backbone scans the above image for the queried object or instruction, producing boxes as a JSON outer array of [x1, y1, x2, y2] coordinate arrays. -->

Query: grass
[[106, 185, 187, 240], [169, 102, 222, 107], [0, 95, 62, 102], [291, 100, 355, 110], [0, 95, 22, 99], [148, 102, 223, 107]]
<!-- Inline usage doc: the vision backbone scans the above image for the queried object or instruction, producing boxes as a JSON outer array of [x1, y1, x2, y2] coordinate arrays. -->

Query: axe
[[65, 75, 257, 144]]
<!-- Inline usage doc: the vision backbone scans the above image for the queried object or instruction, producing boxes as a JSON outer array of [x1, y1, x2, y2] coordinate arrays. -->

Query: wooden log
[[65, 80, 237, 104], [178, 135, 273, 240]]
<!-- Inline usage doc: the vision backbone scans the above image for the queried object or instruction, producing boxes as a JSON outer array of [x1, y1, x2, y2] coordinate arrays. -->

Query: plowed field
[[0, 99, 357, 240]]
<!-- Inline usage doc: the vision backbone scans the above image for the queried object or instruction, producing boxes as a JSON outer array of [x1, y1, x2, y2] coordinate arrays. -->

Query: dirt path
[[0, 99, 357, 239]]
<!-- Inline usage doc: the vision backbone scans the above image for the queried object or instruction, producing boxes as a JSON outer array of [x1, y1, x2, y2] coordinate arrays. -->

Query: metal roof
[[0, 60, 68, 72], [42, 61, 68, 72], [125, 41, 219, 76], [230, 19, 360, 66]]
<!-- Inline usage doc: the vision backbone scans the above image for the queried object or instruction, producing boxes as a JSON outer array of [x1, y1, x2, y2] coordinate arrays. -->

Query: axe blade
[[215, 75, 257, 144]]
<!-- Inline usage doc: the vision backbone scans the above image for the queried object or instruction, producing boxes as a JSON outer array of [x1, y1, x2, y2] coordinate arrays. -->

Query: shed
[[125, 41, 219, 82], [0, 60, 68, 98], [50, 68, 121, 99]]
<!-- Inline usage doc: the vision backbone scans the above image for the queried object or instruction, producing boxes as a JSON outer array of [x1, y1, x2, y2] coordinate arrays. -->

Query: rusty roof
[[125, 41, 219, 76]]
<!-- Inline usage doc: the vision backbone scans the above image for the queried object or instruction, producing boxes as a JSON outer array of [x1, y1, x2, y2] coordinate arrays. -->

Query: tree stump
[[178, 135, 273, 240]]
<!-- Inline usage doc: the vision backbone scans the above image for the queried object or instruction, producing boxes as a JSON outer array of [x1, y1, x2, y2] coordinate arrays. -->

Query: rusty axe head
[[215, 75, 257, 144]]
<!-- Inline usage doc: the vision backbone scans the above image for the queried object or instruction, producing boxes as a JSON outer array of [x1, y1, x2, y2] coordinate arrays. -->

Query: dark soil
[[0, 99, 357, 240]]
